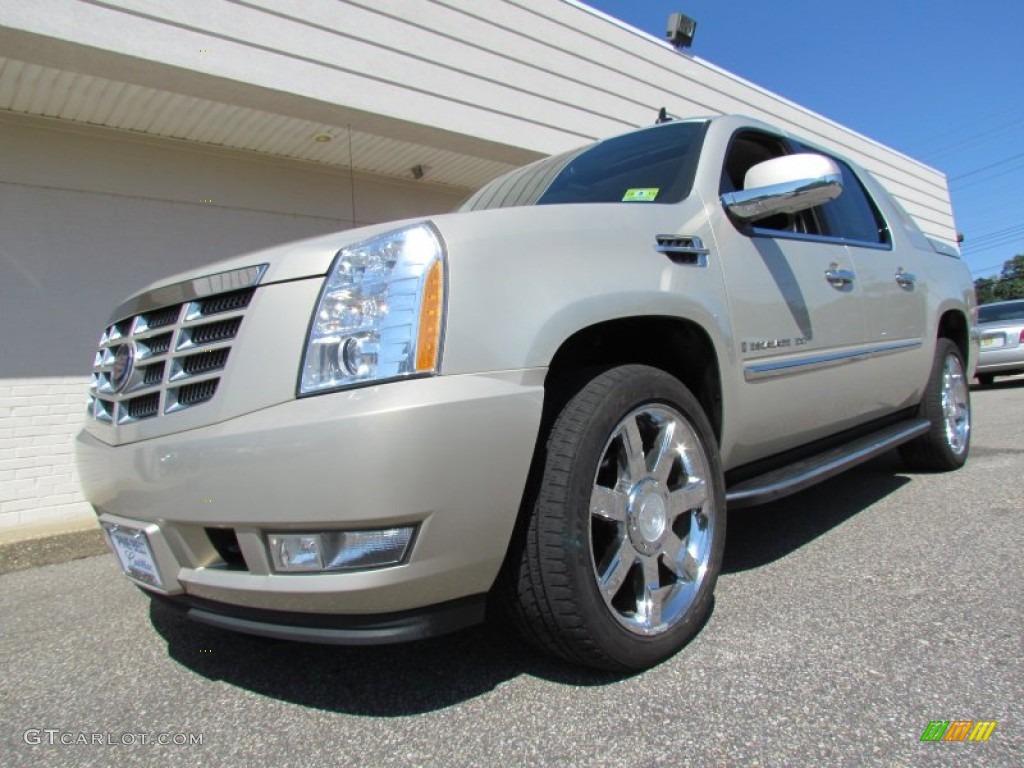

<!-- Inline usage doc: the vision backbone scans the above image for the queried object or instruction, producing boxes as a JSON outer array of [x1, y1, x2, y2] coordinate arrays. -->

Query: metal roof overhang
[[0, 27, 537, 191]]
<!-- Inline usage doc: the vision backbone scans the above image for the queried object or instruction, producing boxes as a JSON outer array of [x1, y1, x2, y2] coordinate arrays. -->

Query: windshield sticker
[[622, 188, 659, 202]]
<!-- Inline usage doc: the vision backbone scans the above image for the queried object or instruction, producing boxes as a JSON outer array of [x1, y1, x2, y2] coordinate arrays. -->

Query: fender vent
[[655, 235, 709, 266]]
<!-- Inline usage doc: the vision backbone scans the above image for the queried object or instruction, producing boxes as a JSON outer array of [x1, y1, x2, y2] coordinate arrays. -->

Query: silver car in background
[[976, 299, 1024, 386]]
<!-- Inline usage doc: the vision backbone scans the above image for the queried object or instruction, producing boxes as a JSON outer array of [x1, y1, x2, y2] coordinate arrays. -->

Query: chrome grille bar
[[88, 281, 258, 425]]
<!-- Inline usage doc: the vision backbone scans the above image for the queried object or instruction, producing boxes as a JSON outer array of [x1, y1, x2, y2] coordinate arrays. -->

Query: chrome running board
[[725, 418, 930, 508]]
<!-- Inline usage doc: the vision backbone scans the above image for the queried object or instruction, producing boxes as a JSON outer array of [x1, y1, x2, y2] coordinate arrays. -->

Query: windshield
[[978, 300, 1024, 323], [460, 120, 708, 211]]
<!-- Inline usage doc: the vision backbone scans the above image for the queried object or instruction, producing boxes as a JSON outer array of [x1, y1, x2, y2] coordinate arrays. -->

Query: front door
[[711, 130, 872, 466]]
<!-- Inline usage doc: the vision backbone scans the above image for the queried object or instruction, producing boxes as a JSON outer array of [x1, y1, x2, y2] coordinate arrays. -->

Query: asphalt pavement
[[3, 379, 1022, 767]]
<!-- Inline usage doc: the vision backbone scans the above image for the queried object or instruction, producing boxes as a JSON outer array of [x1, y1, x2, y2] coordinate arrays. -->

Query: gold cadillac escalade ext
[[76, 114, 976, 670]]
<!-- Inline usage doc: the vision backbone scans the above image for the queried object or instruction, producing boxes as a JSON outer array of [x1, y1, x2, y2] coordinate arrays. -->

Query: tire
[[900, 339, 971, 471], [976, 373, 994, 388], [504, 365, 726, 671]]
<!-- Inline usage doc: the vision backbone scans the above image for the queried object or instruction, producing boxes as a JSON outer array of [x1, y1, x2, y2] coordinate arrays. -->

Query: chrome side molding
[[744, 339, 923, 381]]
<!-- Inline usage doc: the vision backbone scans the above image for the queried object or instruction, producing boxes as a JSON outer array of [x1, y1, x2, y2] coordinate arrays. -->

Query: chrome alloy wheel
[[589, 404, 715, 636], [941, 352, 970, 455]]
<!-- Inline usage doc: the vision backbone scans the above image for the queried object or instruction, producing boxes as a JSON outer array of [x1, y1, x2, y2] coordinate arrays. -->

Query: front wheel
[[505, 365, 726, 671], [900, 338, 971, 471]]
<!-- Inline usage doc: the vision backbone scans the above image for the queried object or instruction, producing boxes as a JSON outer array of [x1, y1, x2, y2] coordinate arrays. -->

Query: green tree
[[974, 254, 1024, 304], [974, 275, 999, 304]]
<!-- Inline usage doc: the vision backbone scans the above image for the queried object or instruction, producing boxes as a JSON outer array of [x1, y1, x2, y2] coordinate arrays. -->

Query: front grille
[[176, 379, 218, 407], [88, 285, 255, 425], [180, 349, 229, 376], [142, 362, 165, 385], [146, 333, 173, 355], [187, 318, 242, 346], [197, 288, 255, 317], [144, 305, 181, 329], [124, 393, 160, 420]]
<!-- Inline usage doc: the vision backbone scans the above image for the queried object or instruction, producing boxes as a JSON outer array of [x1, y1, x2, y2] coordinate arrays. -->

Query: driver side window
[[720, 131, 823, 235]]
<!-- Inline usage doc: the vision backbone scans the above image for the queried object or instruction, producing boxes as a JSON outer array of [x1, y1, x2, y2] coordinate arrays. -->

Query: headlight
[[300, 223, 446, 395]]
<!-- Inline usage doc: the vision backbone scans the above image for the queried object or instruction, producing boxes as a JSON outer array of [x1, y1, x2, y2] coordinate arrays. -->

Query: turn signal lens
[[416, 259, 444, 372]]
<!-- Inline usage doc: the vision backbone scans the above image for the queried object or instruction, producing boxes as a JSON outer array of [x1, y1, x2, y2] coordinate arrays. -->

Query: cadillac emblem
[[111, 343, 136, 392]]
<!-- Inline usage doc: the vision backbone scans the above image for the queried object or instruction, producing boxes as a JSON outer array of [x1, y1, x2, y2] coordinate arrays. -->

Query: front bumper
[[151, 591, 488, 645], [76, 369, 544, 630]]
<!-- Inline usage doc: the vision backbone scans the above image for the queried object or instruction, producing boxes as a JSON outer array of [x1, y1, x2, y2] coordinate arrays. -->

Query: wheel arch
[[542, 316, 723, 445], [495, 316, 724, 591], [937, 307, 970, 365]]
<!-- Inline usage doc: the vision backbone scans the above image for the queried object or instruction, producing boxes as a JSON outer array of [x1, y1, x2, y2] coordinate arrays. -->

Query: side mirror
[[721, 153, 843, 222]]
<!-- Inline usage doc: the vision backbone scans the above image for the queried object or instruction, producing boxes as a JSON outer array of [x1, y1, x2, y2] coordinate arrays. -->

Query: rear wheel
[[505, 365, 725, 671], [900, 339, 971, 471]]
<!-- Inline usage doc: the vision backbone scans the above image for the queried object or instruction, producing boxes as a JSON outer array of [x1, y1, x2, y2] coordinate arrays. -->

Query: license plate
[[104, 524, 162, 588], [981, 335, 1004, 348]]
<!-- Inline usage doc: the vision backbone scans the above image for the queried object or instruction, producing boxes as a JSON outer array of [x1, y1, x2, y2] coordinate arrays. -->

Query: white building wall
[[0, 113, 463, 532], [0, 0, 956, 241]]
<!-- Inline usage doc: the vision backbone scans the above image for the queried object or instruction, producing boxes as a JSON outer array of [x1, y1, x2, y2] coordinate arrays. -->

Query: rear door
[[802, 152, 929, 411]]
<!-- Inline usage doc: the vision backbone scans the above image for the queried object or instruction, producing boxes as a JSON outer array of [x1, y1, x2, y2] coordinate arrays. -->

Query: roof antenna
[[656, 107, 679, 124]]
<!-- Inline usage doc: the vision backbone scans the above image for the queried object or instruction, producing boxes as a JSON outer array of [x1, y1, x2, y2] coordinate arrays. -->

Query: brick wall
[[0, 377, 94, 531]]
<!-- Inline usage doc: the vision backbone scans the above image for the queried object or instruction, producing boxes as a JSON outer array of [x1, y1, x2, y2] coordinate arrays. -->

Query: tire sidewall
[[931, 339, 971, 467], [543, 366, 726, 669]]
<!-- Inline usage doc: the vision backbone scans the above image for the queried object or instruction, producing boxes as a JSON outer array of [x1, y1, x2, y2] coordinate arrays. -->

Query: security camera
[[667, 13, 696, 49]]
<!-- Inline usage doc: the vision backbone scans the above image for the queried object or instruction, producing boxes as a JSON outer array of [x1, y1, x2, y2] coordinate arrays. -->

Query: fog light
[[268, 534, 323, 572], [267, 527, 415, 573]]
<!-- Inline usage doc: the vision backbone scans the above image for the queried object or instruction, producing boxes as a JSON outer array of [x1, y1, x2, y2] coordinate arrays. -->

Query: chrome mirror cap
[[721, 153, 843, 222]]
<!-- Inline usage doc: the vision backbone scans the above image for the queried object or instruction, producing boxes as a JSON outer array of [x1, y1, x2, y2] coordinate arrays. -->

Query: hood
[[131, 216, 430, 297], [118, 199, 699, 320]]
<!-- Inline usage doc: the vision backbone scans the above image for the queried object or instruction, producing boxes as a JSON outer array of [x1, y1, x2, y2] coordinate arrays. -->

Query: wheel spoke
[[668, 478, 708, 519], [640, 556, 663, 626], [598, 539, 637, 600], [660, 530, 684, 565], [683, 514, 710, 582], [682, 536, 703, 583], [590, 486, 627, 522], [659, 531, 696, 585], [618, 416, 647, 483], [662, 527, 701, 583], [649, 420, 678, 484]]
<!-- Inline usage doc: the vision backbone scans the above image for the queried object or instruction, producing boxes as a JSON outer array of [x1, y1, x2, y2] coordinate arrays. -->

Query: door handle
[[825, 264, 855, 288], [895, 268, 917, 289]]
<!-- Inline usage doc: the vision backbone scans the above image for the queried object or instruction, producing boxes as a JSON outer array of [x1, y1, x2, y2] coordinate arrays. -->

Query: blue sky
[[584, 0, 1024, 279]]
